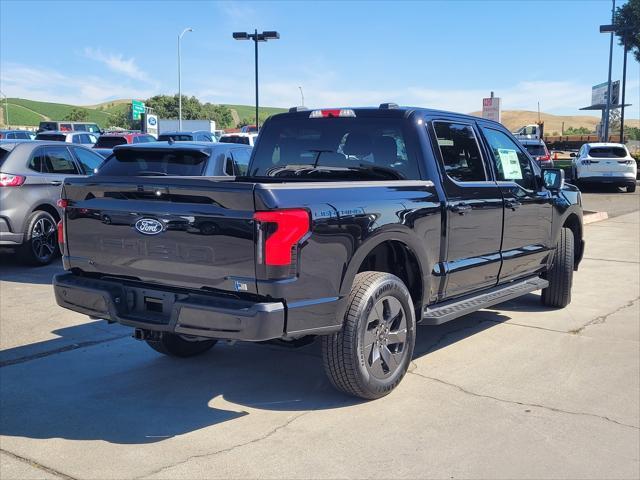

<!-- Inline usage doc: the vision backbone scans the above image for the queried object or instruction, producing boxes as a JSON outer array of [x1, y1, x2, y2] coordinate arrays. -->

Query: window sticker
[[498, 148, 522, 180]]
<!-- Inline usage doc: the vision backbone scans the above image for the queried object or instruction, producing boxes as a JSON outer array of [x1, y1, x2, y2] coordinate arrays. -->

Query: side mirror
[[542, 168, 564, 191], [569, 152, 576, 158]]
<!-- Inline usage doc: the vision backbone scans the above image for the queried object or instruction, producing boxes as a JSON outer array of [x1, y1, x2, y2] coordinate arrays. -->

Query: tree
[[614, 0, 640, 62], [144, 95, 234, 128], [564, 126, 592, 135], [64, 108, 89, 122], [106, 107, 139, 130]]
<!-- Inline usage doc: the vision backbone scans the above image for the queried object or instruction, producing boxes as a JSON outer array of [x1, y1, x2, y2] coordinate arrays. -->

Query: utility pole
[[603, 0, 615, 142], [178, 27, 193, 130], [299, 86, 305, 107]]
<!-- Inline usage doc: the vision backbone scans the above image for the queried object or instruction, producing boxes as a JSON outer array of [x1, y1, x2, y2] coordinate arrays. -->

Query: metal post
[[299, 86, 305, 107], [603, 0, 615, 142], [620, 36, 628, 142], [178, 33, 182, 130], [254, 29, 259, 130]]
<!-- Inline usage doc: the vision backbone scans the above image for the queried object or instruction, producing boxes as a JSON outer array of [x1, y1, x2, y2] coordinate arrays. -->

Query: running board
[[422, 277, 549, 325]]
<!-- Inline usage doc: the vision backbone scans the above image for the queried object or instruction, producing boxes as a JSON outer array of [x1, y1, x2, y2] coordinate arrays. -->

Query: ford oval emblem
[[135, 218, 163, 235], [148, 117, 157, 126]]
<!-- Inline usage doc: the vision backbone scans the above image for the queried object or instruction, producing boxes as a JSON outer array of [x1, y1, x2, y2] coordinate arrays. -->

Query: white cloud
[[0, 63, 156, 105], [83, 47, 151, 83]]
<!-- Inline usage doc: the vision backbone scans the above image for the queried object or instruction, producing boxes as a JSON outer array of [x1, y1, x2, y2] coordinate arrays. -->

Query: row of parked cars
[[0, 122, 256, 265]]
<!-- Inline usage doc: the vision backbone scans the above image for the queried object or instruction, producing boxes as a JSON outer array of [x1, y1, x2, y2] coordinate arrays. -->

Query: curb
[[583, 210, 609, 225]]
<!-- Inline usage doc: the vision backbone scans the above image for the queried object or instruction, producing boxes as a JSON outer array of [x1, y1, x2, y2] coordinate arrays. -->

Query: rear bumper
[[53, 273, 286, 341], [0, 218, 23, 246], [578, 175, 636, 186]]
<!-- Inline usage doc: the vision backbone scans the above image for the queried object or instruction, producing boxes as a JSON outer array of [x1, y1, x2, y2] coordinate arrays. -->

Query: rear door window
[[432, 122, 486, 182], [97, 149, 209, 176], [74, 124, 87, 131], [231, 148, 251, 175], [45, 146, 79, 174], [29, 147, 48, 173]]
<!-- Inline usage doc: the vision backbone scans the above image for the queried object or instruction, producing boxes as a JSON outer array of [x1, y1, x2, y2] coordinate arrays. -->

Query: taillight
[[540, 155, 551, 161], [57, 199, 69, 209], [57, 220, 64, 249], [254, 209, 310, 266], [0, 173, 25, 187], [309, 109, 356, 118]]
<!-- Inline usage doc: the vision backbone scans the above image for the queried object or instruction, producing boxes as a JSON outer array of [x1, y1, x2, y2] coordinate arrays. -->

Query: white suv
[[572, 143, 637, 193]]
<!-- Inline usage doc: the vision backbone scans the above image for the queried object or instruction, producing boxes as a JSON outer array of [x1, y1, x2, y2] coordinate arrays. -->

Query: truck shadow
[[0, 254, 62, 285], [0, 308, 513, 445]]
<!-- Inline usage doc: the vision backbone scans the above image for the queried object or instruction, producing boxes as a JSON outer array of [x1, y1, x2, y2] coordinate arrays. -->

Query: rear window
[[39, 122, 56, 131], [248, 115, 418, 180], [97, 149, 208, 176], [135, 135, 156, 143], [588, 147, 627, 158], [95, 136, 127, 148], [158, 134, 193, 141], [523, 144, 546, 156], [0, 146, 11, 167], [35, 133, 66, 141]]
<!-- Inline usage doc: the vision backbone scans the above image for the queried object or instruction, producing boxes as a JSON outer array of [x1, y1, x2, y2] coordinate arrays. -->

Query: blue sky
[[1, 0, 638, 118]]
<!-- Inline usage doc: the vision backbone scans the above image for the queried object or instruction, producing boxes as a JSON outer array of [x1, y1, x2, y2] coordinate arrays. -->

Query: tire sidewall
[[353, 275, 416, 395], [23, 211, 59, 266]]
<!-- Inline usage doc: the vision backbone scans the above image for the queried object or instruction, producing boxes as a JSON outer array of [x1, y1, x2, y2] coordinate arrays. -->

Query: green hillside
[[0, 97, 287, 128]]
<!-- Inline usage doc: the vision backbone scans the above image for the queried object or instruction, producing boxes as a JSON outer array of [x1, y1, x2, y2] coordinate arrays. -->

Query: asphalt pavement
[[0, 193, 638, 479]]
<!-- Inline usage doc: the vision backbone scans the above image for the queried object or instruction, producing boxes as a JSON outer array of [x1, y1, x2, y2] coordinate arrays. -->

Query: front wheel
[[322, 271, 416, 399], [627, 184, 636, 193], [541, 227, 574, 308], [146, 333, 217, 358]]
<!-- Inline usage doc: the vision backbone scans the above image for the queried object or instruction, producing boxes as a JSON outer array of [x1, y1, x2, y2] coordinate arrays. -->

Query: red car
[[94, 132, 156, 148]]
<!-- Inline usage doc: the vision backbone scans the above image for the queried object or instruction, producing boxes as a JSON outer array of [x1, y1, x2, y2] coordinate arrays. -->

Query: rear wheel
[[146, 333, 217, 358], [20, 210, 59, 266], [322, 271, 416, 399], [627, 184, 636, 193], [541, 227, 574, 308]]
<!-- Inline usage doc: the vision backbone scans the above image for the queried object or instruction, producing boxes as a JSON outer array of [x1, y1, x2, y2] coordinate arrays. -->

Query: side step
[[422, 277, 549, 325]]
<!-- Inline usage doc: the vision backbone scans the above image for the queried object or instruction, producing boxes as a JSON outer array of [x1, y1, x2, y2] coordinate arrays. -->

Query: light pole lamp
[[233, 30, 280, 130], [178, 27, 193, 130]]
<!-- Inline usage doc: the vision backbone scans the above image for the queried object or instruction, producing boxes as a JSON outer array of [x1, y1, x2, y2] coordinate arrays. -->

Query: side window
[[29, 147, 48, 173], [72, 135, 82, 144], [74, 124, 87, 132], [6, 133, 15, 139], [45, 146, 79, 175], [231, 148, 251, 175], [73, 147, 103, 174], [482, 127, 536, 191], [432, 122, 486, 182], [60, 123, 73, 132], [87, 134, 97, 144]]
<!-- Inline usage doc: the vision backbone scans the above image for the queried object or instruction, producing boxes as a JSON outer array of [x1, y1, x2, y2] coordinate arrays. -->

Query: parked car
[[240, 125, 258, 133], [0, 140, 104, 265], [571, 143, 637, 192], [53, 105, 583, 399], [93, 132, 156, 148], [93, 148, 114, 159], [38, 121, 102, 134], [0, 129, 35, 140], [35, 131, 98, 145], [219, 132, 258, 146], [157, 131, 216, 142], [519, 138, 553, 168], [97, 142, 252, 176]]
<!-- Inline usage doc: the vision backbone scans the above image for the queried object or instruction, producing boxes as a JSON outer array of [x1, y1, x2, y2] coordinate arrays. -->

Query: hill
[[0, 98, 286, 128], [469, 110, 640, 134]]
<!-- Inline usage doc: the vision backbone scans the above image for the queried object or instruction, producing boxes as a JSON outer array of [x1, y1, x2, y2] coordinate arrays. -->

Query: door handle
[[49, 181, 62, 186], [450, 203, 471, 215], [505, 200, 521, 210]]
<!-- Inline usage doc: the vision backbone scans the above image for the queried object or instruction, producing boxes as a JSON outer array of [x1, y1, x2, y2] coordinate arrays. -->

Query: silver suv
[[35, 131, 98, 145], [0, 140, 104, 265]]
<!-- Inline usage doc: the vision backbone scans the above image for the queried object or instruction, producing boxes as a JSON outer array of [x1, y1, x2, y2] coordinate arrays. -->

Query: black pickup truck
[[53, 105, 584, 399]]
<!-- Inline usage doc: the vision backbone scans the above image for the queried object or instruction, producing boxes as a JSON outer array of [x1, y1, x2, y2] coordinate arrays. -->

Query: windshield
[[523, 144, 546, 156], [588, 147, 627, 158], [97, 149, 208, 176], [248, 115, 418, 180], [95, 136, 127, 148]]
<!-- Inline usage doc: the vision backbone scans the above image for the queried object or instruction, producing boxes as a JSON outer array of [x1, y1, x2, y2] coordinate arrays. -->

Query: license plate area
[[124, 287, 177, 324]]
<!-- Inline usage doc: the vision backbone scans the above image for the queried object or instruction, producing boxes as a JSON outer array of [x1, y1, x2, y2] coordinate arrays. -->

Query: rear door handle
[[49, 181, 62, 186], [505, 200, 521, 210], [450, 203, 471, 215]]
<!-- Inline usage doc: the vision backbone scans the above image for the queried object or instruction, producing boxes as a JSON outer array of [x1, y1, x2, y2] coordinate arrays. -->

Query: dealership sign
[[591, 81, 620, 106], [144, 113, 158, 138], [482, 96, 501, 123]]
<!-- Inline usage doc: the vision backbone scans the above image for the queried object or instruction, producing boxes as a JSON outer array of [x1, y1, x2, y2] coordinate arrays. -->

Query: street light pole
[[603, 0, 615, 142], [233, 30, 280, 130], [298, 86, 304, 107], [620, 35, 628, 141], [178, 27, 193, 131], [0, 91, 8, 127]]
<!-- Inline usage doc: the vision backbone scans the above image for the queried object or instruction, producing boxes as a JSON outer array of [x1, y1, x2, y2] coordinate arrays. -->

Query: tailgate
[[62, 176, 257, 293]]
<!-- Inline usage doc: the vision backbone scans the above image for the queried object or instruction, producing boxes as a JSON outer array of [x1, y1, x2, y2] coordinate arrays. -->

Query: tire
[[627, 184, 636, 193], [322, 271, 416, 399], [19, 210, 59, 266], [146, 333, 217, 358], [541, 227, 574, 308]]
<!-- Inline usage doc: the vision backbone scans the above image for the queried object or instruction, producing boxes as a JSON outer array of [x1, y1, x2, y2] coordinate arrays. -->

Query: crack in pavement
[[569, 297, 640, 335], [137, 411, 311, 479], [583, 257, 640, 264], [0, 448, 77, 480], [0, 333, 131, 368], [409, 372, 640, 431]]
